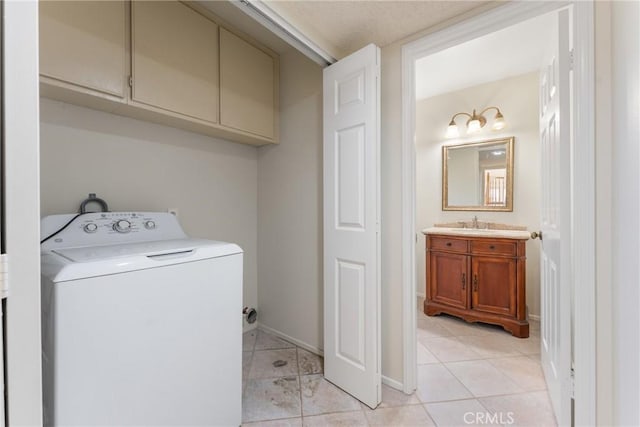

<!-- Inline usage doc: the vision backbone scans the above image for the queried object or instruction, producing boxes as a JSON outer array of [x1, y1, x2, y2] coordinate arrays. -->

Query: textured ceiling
[[265, 1, 493, 59]]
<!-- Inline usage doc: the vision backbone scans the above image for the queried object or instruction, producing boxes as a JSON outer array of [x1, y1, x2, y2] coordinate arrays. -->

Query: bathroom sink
[[432, 228, 501, 236], [421, 227, 530, 239]]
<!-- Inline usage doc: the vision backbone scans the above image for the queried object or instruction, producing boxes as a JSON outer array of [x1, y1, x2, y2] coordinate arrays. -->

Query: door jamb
[[400, 2, 596, 425]]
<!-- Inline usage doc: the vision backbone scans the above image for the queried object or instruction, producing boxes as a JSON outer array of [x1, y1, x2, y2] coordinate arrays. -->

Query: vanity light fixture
[[446, 107, 506, 138]]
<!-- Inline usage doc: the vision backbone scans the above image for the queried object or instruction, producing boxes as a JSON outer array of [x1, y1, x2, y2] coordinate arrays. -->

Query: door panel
[[39, 1, 127, 98], [471, 257, 516, 316], [429, 252, 467, 309], [539, 9, 572, 426], [220, 28, 275, 139], [335, 125, 366, 229], [131, 1, 219, 123], [323, 44, 380, 409], [336, 260, 366, 367]]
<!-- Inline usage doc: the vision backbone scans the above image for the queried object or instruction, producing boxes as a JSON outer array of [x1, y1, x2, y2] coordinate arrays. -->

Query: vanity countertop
[[422, 227, 530, 240]]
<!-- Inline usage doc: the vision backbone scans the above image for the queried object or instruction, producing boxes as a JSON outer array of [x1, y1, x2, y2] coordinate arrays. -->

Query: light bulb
[[446, 118, 459, 138], [492, 112, 506, 130], [467, 119, 482, 133], [446, 123, 459, 138]]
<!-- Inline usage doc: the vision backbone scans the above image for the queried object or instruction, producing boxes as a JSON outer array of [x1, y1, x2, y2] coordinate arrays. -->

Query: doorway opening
[[401, 2, 596, 426], [414, 10, 553, 422]]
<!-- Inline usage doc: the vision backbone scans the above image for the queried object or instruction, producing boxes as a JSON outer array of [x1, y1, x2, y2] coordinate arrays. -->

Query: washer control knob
[[84, 223, 98, 233], [144, 220, 156, 230], [113, 219, 132, 233]]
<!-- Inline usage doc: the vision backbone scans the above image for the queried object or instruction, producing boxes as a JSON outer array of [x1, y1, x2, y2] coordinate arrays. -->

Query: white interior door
[[323, 43, 381, 409], [539, 8, 572, 426]]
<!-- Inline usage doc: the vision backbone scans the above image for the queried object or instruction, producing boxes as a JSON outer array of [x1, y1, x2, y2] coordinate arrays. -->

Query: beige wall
[[595, 3, 613, 424], [39, 99, 259, 316], [256, 49, 324, 351], [415, 72, 541, 316], [380, 41, 405, 382]]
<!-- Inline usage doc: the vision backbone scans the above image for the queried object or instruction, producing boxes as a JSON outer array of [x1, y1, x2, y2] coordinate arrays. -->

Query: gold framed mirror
[[442, 137, 514, 211]]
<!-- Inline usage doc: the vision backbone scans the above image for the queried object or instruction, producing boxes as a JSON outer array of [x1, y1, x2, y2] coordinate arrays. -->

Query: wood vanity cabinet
[[425, 234, 529, 338]]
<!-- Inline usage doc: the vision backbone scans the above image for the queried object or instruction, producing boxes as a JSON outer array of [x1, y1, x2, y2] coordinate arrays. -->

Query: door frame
[[3, 1, 43, 425], [400, 1, 595, 425]]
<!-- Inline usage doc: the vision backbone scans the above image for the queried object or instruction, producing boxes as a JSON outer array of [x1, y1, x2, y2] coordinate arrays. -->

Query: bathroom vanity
[[423, 227, 530, 338]]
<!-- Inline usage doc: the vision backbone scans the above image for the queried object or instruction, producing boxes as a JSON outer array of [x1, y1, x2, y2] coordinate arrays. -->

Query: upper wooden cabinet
[[220, 28, 276, 140], [131, 1, 219, 123], [39, 1, 127, 99], [39, 1, 279, 146]]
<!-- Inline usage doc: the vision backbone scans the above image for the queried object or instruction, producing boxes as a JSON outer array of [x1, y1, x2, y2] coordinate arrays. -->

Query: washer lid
[[52, 239, 228, 263], [42, 238, 242, 283]]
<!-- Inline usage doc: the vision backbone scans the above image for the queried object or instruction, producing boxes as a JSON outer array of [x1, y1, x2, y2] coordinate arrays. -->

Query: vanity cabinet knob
[[489, 245, 495, 250], [446, 242, 452, 247]]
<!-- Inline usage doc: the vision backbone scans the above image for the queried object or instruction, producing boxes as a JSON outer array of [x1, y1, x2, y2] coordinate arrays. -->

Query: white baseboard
[[529, 314, 540, 321], [257, 323, 324, 357], [416, 292, 426, 298], [382, 375, 404, 391]]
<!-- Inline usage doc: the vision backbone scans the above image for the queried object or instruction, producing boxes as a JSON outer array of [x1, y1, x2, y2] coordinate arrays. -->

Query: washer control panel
[[41, 212, 187, 250], [83, 223, 98, 233], [113, 219, 132, 233], [80, 213, 156, 235]]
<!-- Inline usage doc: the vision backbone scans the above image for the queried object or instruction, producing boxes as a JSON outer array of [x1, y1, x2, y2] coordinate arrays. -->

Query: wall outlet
[[168, 208, 179, 217]]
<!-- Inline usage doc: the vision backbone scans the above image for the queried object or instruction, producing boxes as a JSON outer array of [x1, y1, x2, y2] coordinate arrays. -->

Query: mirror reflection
[[442, 137, 514, 211]]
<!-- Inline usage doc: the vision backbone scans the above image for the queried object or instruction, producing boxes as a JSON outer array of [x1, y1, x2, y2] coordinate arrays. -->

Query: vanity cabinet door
[[471, 256, 517, 316], [429, 252, 468, 310]]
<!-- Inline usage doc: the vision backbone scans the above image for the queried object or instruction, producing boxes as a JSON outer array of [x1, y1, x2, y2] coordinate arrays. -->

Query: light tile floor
[[242, 304, 557, 426]]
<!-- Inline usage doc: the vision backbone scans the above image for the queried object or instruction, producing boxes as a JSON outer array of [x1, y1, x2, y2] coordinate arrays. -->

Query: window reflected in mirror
[[442, 137, 514, 211]]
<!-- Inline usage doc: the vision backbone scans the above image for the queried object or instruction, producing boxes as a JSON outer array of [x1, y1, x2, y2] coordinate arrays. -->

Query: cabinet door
[[220, 28, 276, 139], [471, 256, 517, 316], [132, 1, 219, 123], [40, 1, 127, 98], [429, 252, 468, 310]]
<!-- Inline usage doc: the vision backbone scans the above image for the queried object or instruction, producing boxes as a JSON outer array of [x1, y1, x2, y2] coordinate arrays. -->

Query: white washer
[[40, 212, 242, 426]]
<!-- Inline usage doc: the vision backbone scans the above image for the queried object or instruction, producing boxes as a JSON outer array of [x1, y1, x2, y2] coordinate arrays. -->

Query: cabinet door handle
[[446, 242, 452, 247], [489, 245, 495, 250], [461, 273, 466, 290], [473, 274, 478, 291]]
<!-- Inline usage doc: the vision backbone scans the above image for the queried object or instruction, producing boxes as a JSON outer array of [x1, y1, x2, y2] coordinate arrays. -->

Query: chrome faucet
[[472, 215, 479, 229]]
